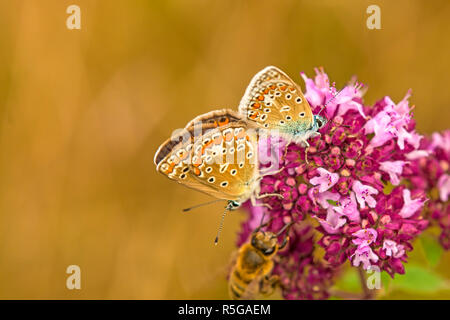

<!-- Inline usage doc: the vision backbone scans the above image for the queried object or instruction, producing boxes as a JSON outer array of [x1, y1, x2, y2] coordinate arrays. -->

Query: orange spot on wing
[[251, 102, 261, 109], [178, 151, 188, 161], [201, 140, 214, 153], [280, 85, 287, 91], [218, 117, 229, 126], [165, 163, 175, 174], [249, 112, 259, 119], [257, 95, 264, 101]]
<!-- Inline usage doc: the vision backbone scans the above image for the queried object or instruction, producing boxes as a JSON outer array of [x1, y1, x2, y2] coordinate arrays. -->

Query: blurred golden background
[[0, 0, 449, 299]]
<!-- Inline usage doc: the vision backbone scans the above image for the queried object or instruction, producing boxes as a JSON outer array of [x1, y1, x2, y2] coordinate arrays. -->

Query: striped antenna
[[214, 207, 229, 245]]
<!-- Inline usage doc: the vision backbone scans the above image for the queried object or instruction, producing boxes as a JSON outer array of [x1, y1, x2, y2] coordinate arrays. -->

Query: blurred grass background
[[0, 0, 448, 299]]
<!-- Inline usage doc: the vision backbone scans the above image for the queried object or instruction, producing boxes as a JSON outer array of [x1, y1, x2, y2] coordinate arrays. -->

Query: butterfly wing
[[185, 109, 244, 131], [188, 122, 259, 201], [154, 111, 260, 202], [238, 66, 314, 133], [154, 126, 228, 200]]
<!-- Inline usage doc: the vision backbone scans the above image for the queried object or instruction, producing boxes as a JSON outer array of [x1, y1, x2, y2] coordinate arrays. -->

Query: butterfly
[[238, 66, 328, 161], [154, 109, 282, 243]]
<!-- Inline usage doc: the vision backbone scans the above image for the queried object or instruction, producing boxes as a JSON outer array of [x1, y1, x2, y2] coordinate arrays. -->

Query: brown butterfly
[[238, 66, 327, 154], [154, 109, 282, 243]]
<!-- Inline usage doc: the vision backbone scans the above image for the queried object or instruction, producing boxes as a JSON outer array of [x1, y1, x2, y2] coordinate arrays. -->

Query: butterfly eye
[[231, 201, 240, 208], [263, 247, 275, 255]]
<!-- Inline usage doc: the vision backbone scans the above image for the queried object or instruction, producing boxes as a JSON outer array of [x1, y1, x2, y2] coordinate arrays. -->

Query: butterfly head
[[226, 200, 241, 211], [313, 115, 327, 131]]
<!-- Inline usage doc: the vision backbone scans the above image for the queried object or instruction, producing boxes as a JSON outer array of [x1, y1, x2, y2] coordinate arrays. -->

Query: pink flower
[[333, 192, 360, 222], [238, 67, 440, 299], [364, 111, 394, 148], [380, 161, 407, 186], [352, 246, 379, 270], [363, 93, 422, 150], [317, 208, 347, 234], [352, 181, 378, 208], [310, 168, 339, 193], [352, 228, 378, 247], [397, 128, 422, 150], [438, 174, 450, 202], [430, 131, 450, 154], [406, 150, 429, 160], [399, 189, 426, 218], [382, 239, 405, 258], [309, 189, 341, 209]]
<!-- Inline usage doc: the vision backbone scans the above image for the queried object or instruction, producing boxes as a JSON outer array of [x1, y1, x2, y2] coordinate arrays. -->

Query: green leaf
[[383, 181, 395, 195], [392, 264, 447, 293], [327, 199, 339, 206], [420, 234, 444, 267]]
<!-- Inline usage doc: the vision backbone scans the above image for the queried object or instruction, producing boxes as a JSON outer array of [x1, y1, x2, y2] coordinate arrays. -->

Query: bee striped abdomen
[[229, 268, 252, 300]]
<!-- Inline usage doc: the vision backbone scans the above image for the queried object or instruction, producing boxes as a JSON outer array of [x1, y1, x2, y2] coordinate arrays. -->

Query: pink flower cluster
[[237, 68, 449, 299], [404, 130, 450, 249]]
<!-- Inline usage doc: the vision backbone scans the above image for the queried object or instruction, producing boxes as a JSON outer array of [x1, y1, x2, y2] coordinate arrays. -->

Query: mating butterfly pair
[[154, 66, 327, 243]]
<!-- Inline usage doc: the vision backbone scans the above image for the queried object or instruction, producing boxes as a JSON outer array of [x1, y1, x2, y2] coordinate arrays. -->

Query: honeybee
[[228, 220, 293, 300]]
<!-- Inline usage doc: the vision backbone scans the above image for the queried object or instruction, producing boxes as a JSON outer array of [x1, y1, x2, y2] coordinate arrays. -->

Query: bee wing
[[239, 272, 264, 300], [238, 66, 314, 132]]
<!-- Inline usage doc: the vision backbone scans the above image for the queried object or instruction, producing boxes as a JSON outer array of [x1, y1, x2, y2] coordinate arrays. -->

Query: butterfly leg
[[303, 140, 311, 164], [256, 193, 284, 200], [250, 195, 273, 210], [258, 165, 286, 177]]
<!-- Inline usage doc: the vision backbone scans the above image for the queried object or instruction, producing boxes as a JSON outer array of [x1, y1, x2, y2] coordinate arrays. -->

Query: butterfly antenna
[[317, 87, 345, 117], [214, 207, 229, 245], [182, 199, 223, 212]]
